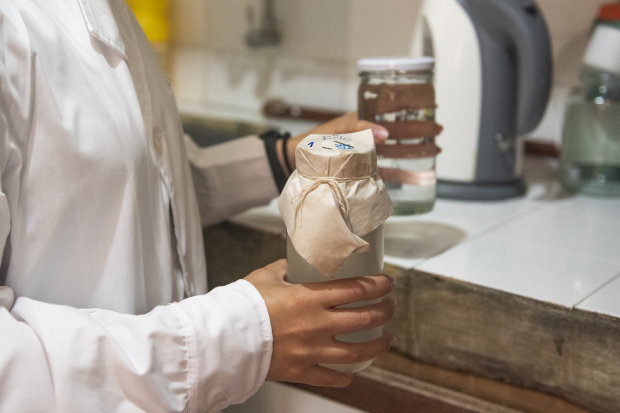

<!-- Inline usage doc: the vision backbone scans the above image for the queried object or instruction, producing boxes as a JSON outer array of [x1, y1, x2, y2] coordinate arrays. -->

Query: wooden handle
[[262, 99, 345, 122]]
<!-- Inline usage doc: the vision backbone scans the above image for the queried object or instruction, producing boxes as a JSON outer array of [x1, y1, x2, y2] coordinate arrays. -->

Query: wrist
[[275, 134, 294, 176], [286, 136, 299, 171]]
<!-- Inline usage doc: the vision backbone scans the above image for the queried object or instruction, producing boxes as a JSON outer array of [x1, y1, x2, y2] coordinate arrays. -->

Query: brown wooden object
[[373, 352, 591, 413], [263, 99, 345, 122], [524, 141, 560, 158], [290, 366, 521, 413], [383, 264, 620, 413], [203, 221, 620, 413]]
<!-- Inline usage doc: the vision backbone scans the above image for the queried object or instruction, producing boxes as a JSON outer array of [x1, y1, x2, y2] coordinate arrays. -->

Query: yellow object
[[126, 0, 170, 71]]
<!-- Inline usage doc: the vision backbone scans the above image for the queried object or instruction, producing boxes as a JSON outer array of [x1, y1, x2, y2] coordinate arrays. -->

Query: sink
[[384, 221, 466, 259], [181, 115, 268, 148]]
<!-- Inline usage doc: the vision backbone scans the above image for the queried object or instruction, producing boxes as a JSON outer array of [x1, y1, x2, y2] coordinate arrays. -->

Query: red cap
[[599, 2, 620, 21]]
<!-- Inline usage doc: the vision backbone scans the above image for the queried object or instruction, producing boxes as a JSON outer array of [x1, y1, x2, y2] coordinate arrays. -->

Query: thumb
[[266, 259, 289, 284], [355, 120, 389, 144], [244, 259, 289, 287]]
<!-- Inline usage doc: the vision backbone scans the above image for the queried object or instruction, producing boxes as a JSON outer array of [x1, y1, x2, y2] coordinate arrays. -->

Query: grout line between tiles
[[411, 204, 547, 269], [572, 271, 620, 309]]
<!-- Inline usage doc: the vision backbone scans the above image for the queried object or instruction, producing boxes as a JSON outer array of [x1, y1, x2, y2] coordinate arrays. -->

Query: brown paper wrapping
[[278, 129, 393, 277]]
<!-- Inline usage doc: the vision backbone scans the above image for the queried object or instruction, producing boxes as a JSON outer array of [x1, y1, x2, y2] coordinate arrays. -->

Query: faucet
[[245, 0, 281, 48]]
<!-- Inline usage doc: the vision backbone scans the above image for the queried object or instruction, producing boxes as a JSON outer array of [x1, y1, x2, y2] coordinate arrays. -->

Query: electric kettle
[[412, 0, 552, 200]]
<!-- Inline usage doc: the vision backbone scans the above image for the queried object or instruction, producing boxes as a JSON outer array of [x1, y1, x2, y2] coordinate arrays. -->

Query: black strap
[[281, 132, 293, 175], [259, 130, 288, 193]]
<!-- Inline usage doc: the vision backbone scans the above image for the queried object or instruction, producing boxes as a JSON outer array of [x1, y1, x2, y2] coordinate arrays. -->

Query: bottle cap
[[584, 25, 620, 74], [357, 56, 434, 72], [598, 2, 620, 21]]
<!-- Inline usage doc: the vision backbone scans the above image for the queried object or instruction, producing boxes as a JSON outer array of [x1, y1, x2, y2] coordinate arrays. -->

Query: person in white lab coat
[[0, 0, 440, 412]]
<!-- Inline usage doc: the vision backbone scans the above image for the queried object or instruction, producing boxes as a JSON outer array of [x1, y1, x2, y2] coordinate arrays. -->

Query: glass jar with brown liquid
[[358, 57, 439, 215]]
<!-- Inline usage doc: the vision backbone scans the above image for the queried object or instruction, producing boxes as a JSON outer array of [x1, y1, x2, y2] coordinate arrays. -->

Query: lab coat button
[[153, 133, 164, 156]]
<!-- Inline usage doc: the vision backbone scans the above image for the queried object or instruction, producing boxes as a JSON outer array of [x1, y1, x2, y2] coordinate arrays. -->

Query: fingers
[[326, 297, 396, 335], [349, 115, 389, 144], [356, 121, 389, 144], [307, 274, 395, 308], [319, 334, 396, 366], [301, 366, 355, 388]]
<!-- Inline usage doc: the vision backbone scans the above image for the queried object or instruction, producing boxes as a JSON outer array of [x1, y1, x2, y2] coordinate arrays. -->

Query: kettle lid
[[357, 56, 434, 72]]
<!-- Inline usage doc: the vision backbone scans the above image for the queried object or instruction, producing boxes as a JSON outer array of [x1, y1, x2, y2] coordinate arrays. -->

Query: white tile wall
[[173, 0, 210, 47], [171, 0, 608, 116], [346, 0, 423, 61], [173, 48, 209, 103], [278, 0, 349, 62], [209, 0, 255, 53]]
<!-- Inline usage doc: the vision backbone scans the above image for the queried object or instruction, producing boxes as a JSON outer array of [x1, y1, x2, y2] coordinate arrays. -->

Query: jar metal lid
[[357, 56, 435, 72]]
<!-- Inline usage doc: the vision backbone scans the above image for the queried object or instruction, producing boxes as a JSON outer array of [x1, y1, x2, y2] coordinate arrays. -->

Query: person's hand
[[244, 259, 396, 387], [279, 112, 442, 172], [278, 112, 387, 172], [304, 112, 391, 145]]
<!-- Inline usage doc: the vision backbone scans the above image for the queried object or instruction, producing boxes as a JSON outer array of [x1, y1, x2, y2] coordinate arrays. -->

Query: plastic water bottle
[[560, 24, 620, 196]]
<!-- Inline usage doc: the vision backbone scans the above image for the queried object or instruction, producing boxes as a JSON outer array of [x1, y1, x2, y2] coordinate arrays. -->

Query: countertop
[[218, 155, 620, 412], [228, 155, 620, 316], [180, 102, 620, 411], [200, 153, 620, 412]]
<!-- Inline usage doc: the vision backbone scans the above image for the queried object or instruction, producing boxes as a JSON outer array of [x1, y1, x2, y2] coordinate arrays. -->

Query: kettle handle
[[463, 0, 552, 135]]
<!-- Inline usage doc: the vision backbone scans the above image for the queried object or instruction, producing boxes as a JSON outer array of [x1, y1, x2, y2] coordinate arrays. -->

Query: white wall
[[171, 0, 610, 138], [171, 0, 423, 115]]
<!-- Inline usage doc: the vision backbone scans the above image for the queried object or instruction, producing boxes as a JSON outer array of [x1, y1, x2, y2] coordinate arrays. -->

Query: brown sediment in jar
[[358, 82, 439, 159], [377, 136, 441, 159]]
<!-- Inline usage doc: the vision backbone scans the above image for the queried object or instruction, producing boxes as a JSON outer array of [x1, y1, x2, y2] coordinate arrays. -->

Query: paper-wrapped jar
[[278, 129, 393, 373]]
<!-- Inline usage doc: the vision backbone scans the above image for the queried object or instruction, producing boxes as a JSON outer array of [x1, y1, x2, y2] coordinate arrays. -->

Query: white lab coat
[[0, 0, 279, 411]]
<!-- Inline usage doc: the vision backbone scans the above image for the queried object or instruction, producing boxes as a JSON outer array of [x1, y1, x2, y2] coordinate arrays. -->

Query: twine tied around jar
[[290, 173, 378, 235]]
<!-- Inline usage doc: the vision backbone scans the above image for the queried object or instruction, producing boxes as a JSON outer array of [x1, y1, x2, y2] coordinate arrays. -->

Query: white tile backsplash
[[209, 0, 256, 53], [172, 0, 607, 115], [279, 0, 349, 62], [269, 57, 348, 110], [172, 48, 209, 103], [347, 0, 423, 61], [205, 50, 273, 109], [173, 0, 211, 48], [174, 48, 350, 113]]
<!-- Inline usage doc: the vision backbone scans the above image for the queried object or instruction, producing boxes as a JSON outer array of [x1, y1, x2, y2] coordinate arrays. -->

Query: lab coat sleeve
[[1, 6, 274, 411], [185, 134, 280, 227], [0, 1, 32, 282], [1, 280, 273, 413]]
